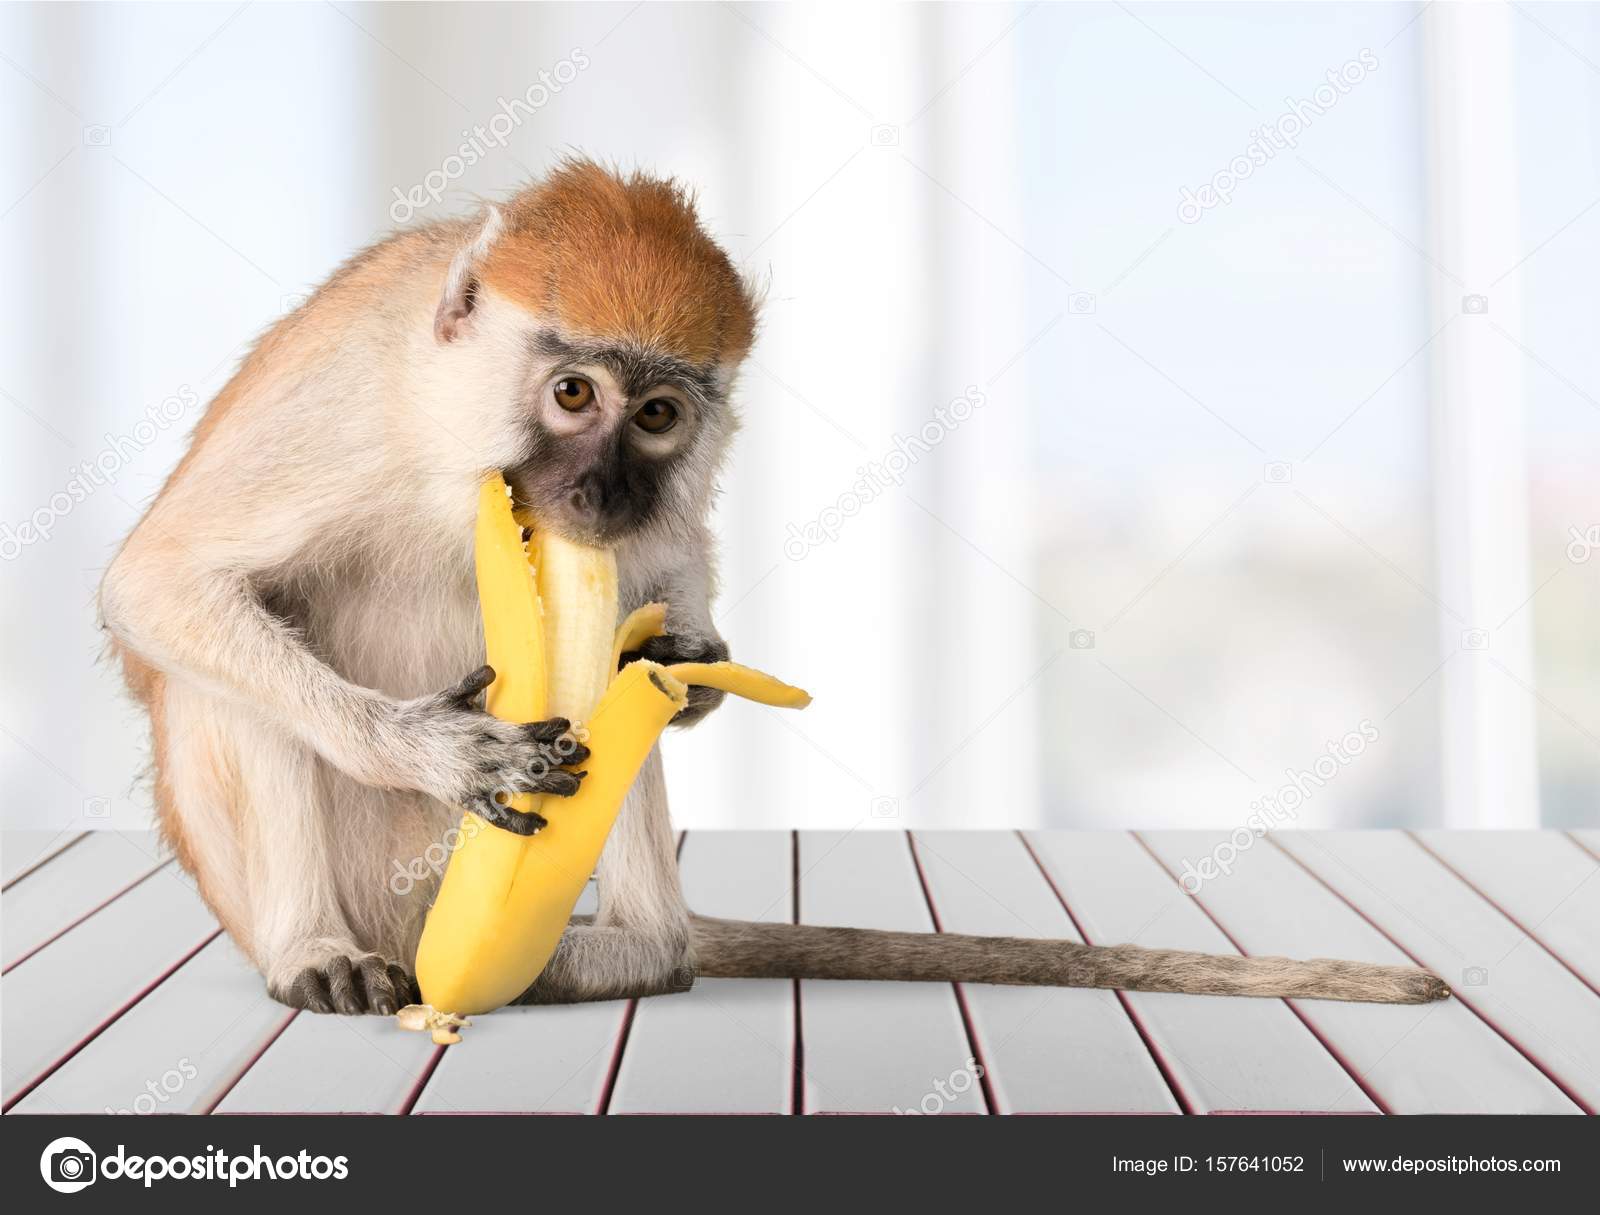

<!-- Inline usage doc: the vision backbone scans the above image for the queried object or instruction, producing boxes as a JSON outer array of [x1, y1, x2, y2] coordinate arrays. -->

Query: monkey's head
[[433, 159, 759, 548]]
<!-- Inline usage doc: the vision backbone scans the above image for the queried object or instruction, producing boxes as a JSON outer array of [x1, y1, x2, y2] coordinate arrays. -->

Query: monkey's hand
[[382, 665, 588, 826], [618, 632, 730, 727]]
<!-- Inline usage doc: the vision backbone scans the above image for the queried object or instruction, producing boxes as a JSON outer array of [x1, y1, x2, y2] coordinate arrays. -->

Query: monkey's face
[[502, 330, 732, 546]]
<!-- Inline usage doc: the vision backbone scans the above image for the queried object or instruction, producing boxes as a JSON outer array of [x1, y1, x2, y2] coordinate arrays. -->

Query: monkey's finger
[[469, 794, 547, 836], [672, 686, 725, 726], [522, 716, 572, 743], [446, 665, 497, 705], [535, 769, 586, 798], [639, 634, 729, 665], [323, 955, 366, 1016], [542, 741, 590, 767], [482, 763, 550, 793]]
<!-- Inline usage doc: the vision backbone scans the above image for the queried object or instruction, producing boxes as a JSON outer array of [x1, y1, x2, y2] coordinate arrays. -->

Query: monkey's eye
[[633, 398, 678, 433], [553, 377, 595, 411]]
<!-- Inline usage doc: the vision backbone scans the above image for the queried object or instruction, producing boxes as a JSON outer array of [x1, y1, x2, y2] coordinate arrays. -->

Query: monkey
[[99, 159, 1450, 1017]]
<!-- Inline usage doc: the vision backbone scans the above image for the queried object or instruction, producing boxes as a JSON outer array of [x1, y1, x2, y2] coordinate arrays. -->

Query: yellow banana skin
[[611, 602, 668, 671], [405, 475, 809, 1038], [662, 661, 810, 709]]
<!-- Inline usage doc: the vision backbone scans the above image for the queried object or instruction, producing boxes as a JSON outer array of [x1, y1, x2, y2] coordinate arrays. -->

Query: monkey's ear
[[435, 205, 505, 344]]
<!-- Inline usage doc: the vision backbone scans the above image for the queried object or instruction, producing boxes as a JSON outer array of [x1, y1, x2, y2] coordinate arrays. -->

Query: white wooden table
[[4, 829, 1596, 1115]]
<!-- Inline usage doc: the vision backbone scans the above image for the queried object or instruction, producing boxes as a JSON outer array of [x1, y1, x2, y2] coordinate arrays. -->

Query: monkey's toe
[[323, 955, 366, 1015], [273, 966, 336, 1014], [385, 962, 422, 1007], [350, 954, 410, 1014]]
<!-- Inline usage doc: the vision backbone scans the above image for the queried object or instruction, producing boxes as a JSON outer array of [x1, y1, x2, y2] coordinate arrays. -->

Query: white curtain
[[4, 3, 1596, 834]]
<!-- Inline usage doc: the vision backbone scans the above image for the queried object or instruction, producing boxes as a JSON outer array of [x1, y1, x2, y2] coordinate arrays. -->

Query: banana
[[402, 474, 809, 1040]]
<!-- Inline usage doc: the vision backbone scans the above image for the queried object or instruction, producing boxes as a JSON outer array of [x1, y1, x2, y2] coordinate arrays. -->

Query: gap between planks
[[1265, 833, 1595, 1115], [9, 830, 1594, 1115]]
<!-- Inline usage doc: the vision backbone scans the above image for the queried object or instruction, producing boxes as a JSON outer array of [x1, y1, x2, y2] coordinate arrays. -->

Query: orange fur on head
[[480, 159, 757, 366]]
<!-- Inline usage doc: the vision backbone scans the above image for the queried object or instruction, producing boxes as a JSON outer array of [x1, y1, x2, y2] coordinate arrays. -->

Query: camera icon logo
[[1460, 628, 1490, 651], [1461, 293, 1489, 315], [1263, 461, 1292, 484], [1461, 965, 1489, 987], [1068, 628, 1095, 650], [82, 125, 111, 147], [41, 1136, 97, 1193], [869, 124, 900, 147], [1567, 524, 1599, 564], [869, 795, 900, 819], [1067, 291, 1097, 315]]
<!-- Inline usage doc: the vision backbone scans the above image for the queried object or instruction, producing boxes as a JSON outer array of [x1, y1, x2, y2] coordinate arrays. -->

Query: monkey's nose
[[565, 471, 626, 538], [566, 484, 602, 526]]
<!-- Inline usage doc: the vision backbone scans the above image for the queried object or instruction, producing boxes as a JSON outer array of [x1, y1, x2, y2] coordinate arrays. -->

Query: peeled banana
[[402, 473, 809, 1040]]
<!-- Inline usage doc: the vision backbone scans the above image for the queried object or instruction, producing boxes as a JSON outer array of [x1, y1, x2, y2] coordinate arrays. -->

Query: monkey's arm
[[98, 399, 576, 810]]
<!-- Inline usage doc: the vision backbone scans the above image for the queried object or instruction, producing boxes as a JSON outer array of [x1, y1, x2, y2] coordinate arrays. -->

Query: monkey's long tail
[[689, 916, 1450, 1004]]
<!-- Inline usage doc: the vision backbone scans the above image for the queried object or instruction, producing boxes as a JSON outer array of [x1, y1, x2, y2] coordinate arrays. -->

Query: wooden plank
[[222, 837, 613, 1113], [218, 864, 611, 1112], [410, 999, 631, 1113], [408, 861, 621, 1114], [1566, 830, 1600, 862], [409, 839, 669, 1113], [2, 831, 87, 888], [1024, 832, 1376, 1113], [609, 831, 795, 1114], [10, 934, 290, 1114], [215, 1012, 436, 1114], [913, 831, 1179, 1113], [1274, 831, 1600, 1112], [1139, 831, 1580, 1114], [4, 832, 168, 969], [1413, 831, 1600, 992], [797, 831, 984, 1114], [1, 868, 219, 1107]]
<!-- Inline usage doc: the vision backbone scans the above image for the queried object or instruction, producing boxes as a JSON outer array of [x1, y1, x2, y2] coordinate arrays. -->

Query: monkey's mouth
[[503, 470, 639, 548]]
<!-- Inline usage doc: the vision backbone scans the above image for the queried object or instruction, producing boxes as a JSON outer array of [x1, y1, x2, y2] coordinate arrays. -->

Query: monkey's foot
[[269, 953, 420, 1016]]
